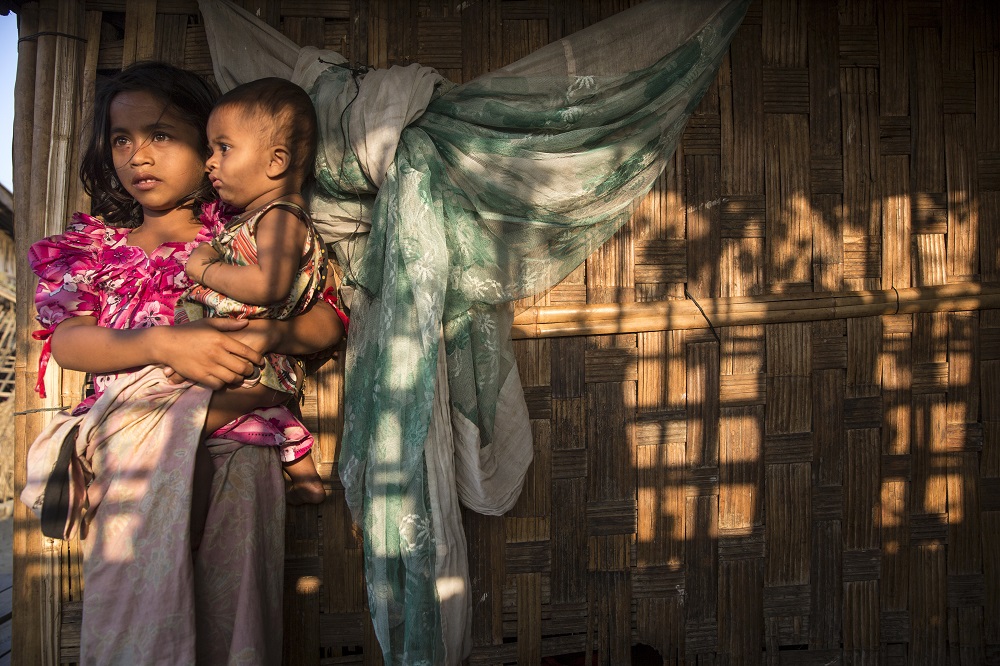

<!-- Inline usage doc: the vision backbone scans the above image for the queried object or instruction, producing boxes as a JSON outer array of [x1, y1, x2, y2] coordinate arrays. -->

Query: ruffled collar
[[73, 200, 232, 249]]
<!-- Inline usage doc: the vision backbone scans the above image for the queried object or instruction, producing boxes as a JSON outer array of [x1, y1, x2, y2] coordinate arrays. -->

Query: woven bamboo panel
[[10, 0, 1000, 664]]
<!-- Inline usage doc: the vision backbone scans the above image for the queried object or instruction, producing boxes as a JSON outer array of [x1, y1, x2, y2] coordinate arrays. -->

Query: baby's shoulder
[[250, 199, 314, 232]]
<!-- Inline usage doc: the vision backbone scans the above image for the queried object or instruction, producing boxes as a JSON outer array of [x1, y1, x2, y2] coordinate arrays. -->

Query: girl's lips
[[132, 176, 160, 191]]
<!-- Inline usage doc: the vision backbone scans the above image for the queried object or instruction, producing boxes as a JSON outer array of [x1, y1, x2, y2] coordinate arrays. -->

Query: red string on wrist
[[32, 328, 54, 398]]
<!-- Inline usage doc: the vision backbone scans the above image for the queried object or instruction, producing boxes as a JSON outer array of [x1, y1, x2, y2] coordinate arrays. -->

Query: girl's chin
[[135, 198, 196, 217], [129, 189, 195, 210]]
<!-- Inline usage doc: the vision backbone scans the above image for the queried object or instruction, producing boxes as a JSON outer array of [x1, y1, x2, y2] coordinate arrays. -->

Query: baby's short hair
[[215, 77, 318, 182]]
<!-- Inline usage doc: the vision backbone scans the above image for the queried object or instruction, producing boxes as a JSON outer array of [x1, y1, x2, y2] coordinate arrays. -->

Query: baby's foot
[[286, 478, 326, 505]]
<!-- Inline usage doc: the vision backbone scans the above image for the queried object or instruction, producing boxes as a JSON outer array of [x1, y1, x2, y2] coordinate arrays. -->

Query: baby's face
[[205, 106, 276, 210]]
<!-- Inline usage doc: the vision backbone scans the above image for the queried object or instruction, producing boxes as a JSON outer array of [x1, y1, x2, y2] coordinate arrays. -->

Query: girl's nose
[[129, 141, 153, 166]]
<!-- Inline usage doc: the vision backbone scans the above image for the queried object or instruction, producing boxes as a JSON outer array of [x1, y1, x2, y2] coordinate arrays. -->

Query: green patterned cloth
[[201, 0, 748, 662]]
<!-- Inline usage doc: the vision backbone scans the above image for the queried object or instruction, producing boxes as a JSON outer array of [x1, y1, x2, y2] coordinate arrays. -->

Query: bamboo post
[[13, 1, 86, 664], [13, 5, 43, 663], [71, 11, 100, 216], [11, 2, 42, 664], [121, 0, 156, 67]]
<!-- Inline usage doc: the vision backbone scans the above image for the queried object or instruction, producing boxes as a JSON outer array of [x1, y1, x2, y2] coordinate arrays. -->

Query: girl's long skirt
[[24, 366, 285, 665]]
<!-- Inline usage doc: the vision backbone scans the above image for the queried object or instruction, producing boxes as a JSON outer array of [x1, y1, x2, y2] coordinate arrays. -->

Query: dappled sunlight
[[296, 575, 322, 595], [636, 440, 685, 554], [435, 575, 467, 601], [11, 0, 997, 662]]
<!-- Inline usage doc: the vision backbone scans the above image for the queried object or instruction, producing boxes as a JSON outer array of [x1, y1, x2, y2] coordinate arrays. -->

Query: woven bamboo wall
[[11, 0, 1000, 664]]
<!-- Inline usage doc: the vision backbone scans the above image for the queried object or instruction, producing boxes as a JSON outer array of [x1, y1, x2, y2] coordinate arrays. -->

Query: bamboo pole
[[510, 283, 1000, 339], [75, 10, 101, 215], [13, 4, 44, 662], [14, 2, 86, 664], [47, 2, 84, 658]]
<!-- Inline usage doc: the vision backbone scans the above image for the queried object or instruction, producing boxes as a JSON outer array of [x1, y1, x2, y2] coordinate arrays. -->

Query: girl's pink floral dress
[[29, 202, 311, 460]]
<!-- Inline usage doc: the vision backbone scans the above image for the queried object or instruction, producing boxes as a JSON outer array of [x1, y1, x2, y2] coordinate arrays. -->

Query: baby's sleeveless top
[[178, 199, 328, 322]]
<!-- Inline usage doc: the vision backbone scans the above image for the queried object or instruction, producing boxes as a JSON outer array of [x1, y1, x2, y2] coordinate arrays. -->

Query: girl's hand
[[163, 307, 344, 386], [186, 243, 222, 285], [160, 318, 266, 388]]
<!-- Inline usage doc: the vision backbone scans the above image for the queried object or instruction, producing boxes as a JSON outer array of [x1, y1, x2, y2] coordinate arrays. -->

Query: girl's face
[[109, 91, 207, 221]]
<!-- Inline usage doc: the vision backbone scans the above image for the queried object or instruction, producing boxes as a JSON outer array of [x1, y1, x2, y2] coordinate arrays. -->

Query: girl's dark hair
[[80, 62, 220, 227]]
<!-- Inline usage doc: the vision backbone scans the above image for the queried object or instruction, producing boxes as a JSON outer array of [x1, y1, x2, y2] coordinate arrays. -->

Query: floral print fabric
[[29, 208, 211, 400], [310, 2, 750, 662], [29, 203, 311, 461]]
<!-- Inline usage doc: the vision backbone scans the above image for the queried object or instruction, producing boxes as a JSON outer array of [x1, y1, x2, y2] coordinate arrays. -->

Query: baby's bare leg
[[284, 454, 326, 505], [204, 383, 289, 437]]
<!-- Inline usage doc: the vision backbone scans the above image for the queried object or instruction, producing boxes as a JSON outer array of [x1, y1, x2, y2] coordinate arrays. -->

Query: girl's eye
[[112, 136, 130, 148], [152, 132, 169, 142]]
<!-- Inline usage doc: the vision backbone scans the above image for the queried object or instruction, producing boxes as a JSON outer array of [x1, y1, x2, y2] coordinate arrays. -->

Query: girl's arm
[[187, 207, 307, 306], [229, 298, 345, 357], [161, 299, 345, 384], [50, 316, 266, 390]]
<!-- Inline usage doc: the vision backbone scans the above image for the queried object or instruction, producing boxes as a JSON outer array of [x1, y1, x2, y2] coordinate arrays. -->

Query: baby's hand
[[186, 243, 222, 284]]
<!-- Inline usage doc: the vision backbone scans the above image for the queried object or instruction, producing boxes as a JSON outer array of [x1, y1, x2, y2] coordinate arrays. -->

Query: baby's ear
[[266, 145, 292, 178]]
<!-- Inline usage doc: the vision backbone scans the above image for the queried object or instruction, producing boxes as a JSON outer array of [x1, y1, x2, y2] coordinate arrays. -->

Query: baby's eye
[[219, 143, 231, 153]]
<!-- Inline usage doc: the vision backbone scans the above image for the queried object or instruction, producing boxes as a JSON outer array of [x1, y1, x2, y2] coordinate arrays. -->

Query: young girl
[[177, 76, 342, 505], [24, 62, 342, 664]]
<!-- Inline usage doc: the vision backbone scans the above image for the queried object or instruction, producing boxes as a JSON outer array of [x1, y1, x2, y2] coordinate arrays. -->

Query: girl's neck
[[127, 204, 202, 252]]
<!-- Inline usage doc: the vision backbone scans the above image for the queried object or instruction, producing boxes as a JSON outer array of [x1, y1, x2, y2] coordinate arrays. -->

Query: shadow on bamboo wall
[[10, 0, 1000, 664]]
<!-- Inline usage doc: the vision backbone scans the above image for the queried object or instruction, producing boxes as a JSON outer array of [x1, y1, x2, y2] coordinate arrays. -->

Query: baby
[[181, 77, 342, 504]]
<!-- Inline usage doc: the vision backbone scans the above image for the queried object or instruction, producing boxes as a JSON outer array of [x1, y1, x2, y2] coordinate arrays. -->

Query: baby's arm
[[186, 207, 308, 306]]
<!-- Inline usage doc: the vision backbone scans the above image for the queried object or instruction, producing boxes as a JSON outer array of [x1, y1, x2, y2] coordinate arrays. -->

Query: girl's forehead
[[110, 91, 166, 118], [109, 91, 184, 128]]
